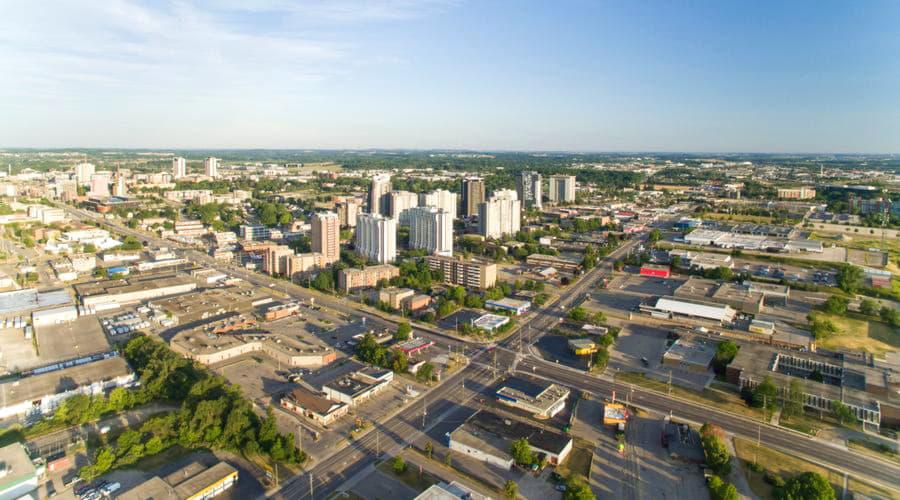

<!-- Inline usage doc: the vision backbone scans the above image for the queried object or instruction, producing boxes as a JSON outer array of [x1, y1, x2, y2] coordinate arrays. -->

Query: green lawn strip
[[847, 438, 900, 465], [615, 372, 764, 420], [375, 458, 440, 492]]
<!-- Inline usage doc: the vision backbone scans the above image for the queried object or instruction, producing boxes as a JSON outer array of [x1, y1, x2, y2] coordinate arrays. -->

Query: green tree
[[700, 423, 732, 476], [395, 322, 412, 341], [648, 228, 662, 243], [836, 263, 864, 294], [444, 451, 452, 467], [859, 298, 880, 316], [393, 455, 407, 474], [83, 243, 97, 253], [708, 476, 739, 500], [783, 379, 804, 419], [424, 441, 433, 459], [590, 311, 606, 325], [448, 285, 466, 303], [312, 271, 334, 292], [391, 350, 409, 373], [752, 375, 779, 409], [779, 471, 836, 500], [880, 306, 900, 327], [822, 295, 848, 315], [509, 438, 533, 466], [568, 306, 589, 322], [563, 474, 595, 500], [504, 479, 518, 499], [712, 340, 739, 374], [711, 266, 733, 281], [830, 400, 857, 426], [417, 363, 436, 382]]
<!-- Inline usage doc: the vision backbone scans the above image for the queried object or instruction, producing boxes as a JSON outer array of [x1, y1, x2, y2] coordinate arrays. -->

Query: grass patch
[[703, 212, 777, 224], [734, 437, 896, 500], [555, 438, 593, 478], [778, 415, 821, 436], [375, 459, 439, 492], [132, 445, 194, 471], [615, 372, 764, 420], [847, 438, 900, 465], [816, 313, 900, 354]]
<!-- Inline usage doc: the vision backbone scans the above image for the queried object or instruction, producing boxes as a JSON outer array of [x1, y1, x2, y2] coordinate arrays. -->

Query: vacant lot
[[816, 313, 900, 354]]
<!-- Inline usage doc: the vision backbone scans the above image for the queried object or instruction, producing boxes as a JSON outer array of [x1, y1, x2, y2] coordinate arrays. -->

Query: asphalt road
[[56, 205, 900, 496]]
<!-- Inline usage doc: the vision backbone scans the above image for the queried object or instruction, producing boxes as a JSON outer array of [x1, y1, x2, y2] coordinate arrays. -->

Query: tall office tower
[[112, 167, 128, 197], [311, 211, 340, 265], [478, 189, 521, 239], [548, 175, 577, 203], [356, 213, 397, 264], [204, 157, 219, 179], [460, 177, 485, 218], [88, 173, 110, 198], [336, 200, 360, 228], [389, 190, 419, 224], [172, 157, 187, 179], [368, 173, 392, 216], [75, 163, 95, 185], [516, 171, 542, 209], [419, 189, 458, 220], [408, 206, 453, 256]]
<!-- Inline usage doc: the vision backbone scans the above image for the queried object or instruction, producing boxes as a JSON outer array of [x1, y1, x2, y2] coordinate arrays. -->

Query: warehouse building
[[0, 356, 135, 419], [642, 296, 736, 324], [75, 274, 197, 307], [495, 377, 570, 419], [0, 443, 38, 500], [448, 410, 573, 469]]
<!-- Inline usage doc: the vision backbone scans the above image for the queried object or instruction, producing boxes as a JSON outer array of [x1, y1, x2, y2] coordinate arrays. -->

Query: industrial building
[[726, 344, 890, 429], [118, 461, 238, 500], [75, 274, 197, 307], [0, 356, 135, 419], [0, 443, 38, 500], [642, 296, 737, 324], [495, 377, 570, 419], [447, 410, 573, 469]]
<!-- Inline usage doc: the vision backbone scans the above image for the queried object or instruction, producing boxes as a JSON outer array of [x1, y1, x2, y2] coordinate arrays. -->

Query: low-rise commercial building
[[640, 264, 671, 278], [0, 443, 38, 500], [485, 298, 531, 316], [280, 386, 349, 427], [525, 254, 581, 272], [472, 314, 509, 332], [661, 337, 717, 372], [568, 338, 597, 356], [378, 287, 415, 310], [448, 410, 573, 469], [323, 367, 393, 407], [118, 461, 238, 500], [642, 296, 736, 324], [495, 377, 570, 419]]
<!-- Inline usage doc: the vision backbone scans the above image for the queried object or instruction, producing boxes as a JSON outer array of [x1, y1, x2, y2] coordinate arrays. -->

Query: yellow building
[[568, 338, 598, 356]]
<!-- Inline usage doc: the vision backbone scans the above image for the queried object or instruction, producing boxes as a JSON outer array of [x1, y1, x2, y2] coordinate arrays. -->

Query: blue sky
[[0, 0, 897, 153]]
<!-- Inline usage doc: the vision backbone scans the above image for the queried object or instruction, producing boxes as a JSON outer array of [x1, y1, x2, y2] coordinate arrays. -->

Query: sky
[[0, 0, 898, 153]]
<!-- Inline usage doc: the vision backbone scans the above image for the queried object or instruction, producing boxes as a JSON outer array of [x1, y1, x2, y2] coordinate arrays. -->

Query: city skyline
[[1, 1, 898, 153]]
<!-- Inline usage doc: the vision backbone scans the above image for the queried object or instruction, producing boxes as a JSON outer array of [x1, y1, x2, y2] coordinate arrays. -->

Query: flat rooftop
[[170, 315, 332, 358], [497, 377, 570, 412], [0, 356, 132, 409], [0, 443, 36, 491], [152, 286, 273, 321], [74, 273, 195, 299], [36, 315, 111, 365], [663, 337, 717, 367], [462, 410, 571, 455], [0, 288, 73, 317]]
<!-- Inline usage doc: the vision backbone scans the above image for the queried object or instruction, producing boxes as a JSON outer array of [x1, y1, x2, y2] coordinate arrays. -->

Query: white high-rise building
[[356, 213, 397, 264], [419, 189, 458, 220], [75, 163, 95, 185], [389, 190, 419, 224], [516, 171, 542, 209], [311, 211, 340, 265], [88, 173, 110, 198], [172, 157, 187, 179], [205, 157, 219, 179], [548, 175, 576, 203], [368, 173, 392, 216], [408, 206, 453, 256], [478, 189, 521, 239]]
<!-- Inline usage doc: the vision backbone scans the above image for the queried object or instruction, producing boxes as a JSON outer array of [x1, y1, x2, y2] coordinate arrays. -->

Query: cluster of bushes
[[699, 424, 739, 499], [81, 336, 305, 480], [749, 463, 835, 500], [355, 332, 436, 381]]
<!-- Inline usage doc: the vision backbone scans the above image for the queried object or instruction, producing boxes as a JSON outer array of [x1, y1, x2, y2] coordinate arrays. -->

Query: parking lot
[[609, 274, 684, 297], [534, 335, 591, 371], [609, 324, 713, 391]]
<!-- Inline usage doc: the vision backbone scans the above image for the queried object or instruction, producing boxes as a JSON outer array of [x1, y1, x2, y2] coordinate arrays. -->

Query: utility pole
[[376, 430, 379, 457], [422, 397, 427, 428], [309, 472, 314, 498], [667, 370, 672, 396]]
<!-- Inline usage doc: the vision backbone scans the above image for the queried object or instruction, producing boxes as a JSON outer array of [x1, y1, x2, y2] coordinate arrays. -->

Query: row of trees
[[355, 333, 437, 382], [79, 336, 306, 480]]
